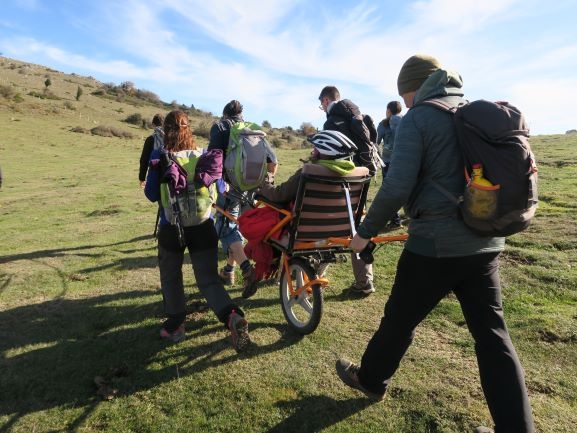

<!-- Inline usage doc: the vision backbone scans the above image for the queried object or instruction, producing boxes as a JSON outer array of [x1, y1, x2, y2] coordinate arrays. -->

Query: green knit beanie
[[397, 54, 442, 96]]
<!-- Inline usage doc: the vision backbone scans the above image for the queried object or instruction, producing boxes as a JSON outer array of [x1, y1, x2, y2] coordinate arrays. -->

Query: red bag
[[238, 206, 283, 281], [238, 205, 282, 243]]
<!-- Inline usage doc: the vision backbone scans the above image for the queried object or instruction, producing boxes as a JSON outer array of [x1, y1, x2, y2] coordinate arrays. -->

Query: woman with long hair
[[144, 110, 251, 352]]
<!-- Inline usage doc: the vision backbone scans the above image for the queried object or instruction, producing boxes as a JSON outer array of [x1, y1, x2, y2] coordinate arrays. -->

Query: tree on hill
[[300, 122, 316, 136]]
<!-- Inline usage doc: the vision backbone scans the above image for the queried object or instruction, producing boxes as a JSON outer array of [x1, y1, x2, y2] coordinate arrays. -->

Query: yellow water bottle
[[467, 164, 497, 219], [471, 164, 493, 187]]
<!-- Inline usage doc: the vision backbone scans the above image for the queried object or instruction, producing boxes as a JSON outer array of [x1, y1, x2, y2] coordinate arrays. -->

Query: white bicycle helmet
[[307, 130, 357, 159]]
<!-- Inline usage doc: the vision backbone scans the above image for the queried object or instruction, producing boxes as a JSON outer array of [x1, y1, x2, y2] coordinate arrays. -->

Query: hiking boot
[[241, 264, 258, 298], [159, 324, 185, 343], [335, 358, 385, 401], [219, 267, 235, 285], [473, 427, 494, 433], [227, 310, 251, 352], [348, 281, 375, 295], [385, 220, 403, 230]]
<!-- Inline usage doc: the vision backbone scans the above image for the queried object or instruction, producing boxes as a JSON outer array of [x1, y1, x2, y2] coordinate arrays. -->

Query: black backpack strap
[[415, 98, 462, 113], [429, 178, 462, 205], [414, 98, 465, 206]]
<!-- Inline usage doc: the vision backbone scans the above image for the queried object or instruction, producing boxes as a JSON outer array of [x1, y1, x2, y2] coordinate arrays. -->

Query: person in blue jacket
[[336, 55, 535, 433], [376, 100, 403, 228]]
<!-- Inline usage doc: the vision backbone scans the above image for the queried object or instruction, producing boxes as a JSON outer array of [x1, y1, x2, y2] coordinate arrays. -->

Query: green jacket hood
[[315, 159, 356, 175], [414, 69, 464, 105]]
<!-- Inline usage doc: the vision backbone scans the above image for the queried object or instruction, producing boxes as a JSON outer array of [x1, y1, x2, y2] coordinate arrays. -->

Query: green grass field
[[0, 58, 576, 433]]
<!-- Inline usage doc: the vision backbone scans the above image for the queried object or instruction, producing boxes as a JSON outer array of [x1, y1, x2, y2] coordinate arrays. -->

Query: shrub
[[28, 90, 60, 100], [194, 120, 213, 139], [90, 125, 136, 139], [300, 122, 316, 136], [71, 126, 89, 134], [124, 113, 143, 125], [0, 85, 15, 99]]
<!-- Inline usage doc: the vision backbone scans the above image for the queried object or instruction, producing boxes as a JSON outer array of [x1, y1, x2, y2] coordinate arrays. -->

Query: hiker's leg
[[351, 252, 373, 286], [185, 221, 240, 324], [358, 250, 450, 394], [454, 253, 534, 433], [157, 239, 186, 331], [229, 240, 248, 265]]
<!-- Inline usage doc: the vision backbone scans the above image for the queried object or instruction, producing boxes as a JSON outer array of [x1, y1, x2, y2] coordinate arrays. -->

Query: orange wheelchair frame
[[215, 163, 408, 334]]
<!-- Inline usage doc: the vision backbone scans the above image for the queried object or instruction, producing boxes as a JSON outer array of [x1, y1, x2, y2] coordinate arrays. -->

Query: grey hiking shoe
[[335, 358, 385, 401], [227, 310, 251, 352], [219, 267, 235, 285], [348, 281, 375, 295], [473, 427, 494, 433], [241, 264, 258, 298]]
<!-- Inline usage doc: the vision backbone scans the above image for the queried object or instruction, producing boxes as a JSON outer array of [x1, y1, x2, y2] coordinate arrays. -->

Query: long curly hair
[[163, 110, 196, 152]]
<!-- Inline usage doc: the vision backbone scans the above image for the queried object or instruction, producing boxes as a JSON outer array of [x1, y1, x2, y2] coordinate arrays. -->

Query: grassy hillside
[[0, 57, 576, 433]]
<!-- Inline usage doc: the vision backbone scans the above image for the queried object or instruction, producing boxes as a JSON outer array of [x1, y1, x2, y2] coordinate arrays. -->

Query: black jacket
[[323, 99, 376, 174]]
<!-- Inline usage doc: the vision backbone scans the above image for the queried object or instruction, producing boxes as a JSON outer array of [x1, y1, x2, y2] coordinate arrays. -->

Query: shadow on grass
[[0, 287, 305, 432], [0, 234, 156, 266], [267, 395, 374, 433]]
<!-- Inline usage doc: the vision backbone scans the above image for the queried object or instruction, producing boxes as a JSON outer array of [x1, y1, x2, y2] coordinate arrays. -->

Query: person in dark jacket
[[144, 110, 251, 352], [318, 86, 375, 296], [335, 55, 535, 433], [139, 113, 165, 187]]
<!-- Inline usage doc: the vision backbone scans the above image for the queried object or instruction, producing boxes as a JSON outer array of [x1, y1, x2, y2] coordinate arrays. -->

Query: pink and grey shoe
[[227, 310, 251, 352], [160, 324, 185, 343]]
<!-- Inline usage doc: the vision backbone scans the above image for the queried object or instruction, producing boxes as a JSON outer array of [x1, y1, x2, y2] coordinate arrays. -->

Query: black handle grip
[[359, 241, 376, 264]]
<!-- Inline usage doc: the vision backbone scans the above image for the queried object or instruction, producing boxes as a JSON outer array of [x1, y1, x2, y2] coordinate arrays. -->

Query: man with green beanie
[[335, 54, 535, 433]]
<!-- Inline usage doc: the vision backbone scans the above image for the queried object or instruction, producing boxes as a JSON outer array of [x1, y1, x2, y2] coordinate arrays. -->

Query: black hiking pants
[[358, 250, 534, 433], [157, 220, 241, 327]]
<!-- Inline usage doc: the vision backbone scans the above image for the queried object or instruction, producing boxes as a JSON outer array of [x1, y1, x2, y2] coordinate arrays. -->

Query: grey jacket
[[357, 69, 505, 257]]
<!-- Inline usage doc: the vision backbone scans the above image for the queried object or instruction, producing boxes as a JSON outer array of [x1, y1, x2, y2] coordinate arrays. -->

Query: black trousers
[[358, 249, 534, 433], [157, 220, 240, 326]]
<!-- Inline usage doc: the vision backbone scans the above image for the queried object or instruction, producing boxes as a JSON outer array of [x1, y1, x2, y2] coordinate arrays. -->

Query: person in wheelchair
[[256, 130, 372, 296], [258, 130, 359, 204]]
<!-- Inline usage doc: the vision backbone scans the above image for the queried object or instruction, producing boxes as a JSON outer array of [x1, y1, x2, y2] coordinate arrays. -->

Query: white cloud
[[512, 78, 577, 135], [1, 0, 576, 133]]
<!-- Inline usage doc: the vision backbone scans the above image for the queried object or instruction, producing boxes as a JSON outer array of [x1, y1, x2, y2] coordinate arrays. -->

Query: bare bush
[[124, 113, 143, 125], [300, 122, 316, 136], [194, 120, 213, 139], [0, 85, 15, 99], [90, 125, 136, 139]]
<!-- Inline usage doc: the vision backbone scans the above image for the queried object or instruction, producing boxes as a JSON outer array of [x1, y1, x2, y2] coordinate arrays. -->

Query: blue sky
[[1, 0, 576, 135]]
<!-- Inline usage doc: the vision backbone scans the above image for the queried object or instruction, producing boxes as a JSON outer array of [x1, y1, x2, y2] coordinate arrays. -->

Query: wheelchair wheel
[[279, 257, 323, 335]]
